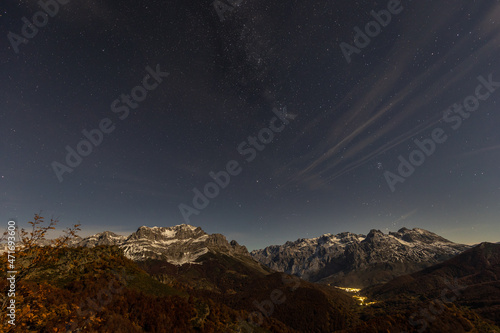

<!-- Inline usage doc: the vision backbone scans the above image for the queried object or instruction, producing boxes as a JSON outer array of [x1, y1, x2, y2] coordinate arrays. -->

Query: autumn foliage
[[1, 214, 499, 332]]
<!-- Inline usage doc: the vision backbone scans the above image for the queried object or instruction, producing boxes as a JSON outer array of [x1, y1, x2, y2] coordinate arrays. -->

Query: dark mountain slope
[[364, 242, 500, 327]]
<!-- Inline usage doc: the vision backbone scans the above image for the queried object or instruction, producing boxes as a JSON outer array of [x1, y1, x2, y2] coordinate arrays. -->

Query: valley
[[1, 222, 498, 332]]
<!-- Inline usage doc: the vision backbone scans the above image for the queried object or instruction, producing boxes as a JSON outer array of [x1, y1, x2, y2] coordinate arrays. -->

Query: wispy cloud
[[457, 144, 500, 159], [285, 2, 500, 190], [390, 208, 418, 228]]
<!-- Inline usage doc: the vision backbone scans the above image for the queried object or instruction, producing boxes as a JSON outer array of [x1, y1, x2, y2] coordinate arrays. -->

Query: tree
[[0, 213, 81, 315]]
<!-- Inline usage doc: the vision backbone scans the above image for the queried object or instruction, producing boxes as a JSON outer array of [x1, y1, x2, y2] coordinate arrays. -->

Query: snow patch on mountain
[[251, 227, 471, 288], [74, 224, 250, 265]]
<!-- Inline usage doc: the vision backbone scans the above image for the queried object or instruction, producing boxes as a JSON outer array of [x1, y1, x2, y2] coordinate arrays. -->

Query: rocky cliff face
[[75, 224, 250, 265], [250, 227, 470, 288], [77, 231, 125, 247]]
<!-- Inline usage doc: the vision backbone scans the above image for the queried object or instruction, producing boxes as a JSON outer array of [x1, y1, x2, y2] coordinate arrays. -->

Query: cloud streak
[[286, 1, 500, 190]]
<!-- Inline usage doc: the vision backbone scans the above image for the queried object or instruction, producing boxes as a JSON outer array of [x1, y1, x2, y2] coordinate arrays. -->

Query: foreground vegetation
[[1, 215, 499, 332]]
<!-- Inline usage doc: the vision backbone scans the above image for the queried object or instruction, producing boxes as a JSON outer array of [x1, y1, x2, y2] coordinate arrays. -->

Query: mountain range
[[0, 225, 476, 290], [68, 225, 473, 290], [2, 223, 499, 332], [71, 224, 250, 264], [250, 227, 471, 288]]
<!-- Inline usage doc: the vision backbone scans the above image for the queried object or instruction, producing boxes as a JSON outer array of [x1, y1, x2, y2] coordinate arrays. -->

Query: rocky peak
[[391, 227, 451, 244], [230, 239, 250, 256], [204, 234, 250, 257], [364, 229, 385, 242], [129, 225, 206, 242], [74, 224, 250, 265], [78, 231, 127, 247], [251, 227, 471, 288], [338, 232, 365, 244]]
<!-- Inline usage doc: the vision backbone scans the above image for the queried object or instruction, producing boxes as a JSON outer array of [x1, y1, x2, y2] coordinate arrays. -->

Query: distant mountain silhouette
[[365, 242, 500, 327]]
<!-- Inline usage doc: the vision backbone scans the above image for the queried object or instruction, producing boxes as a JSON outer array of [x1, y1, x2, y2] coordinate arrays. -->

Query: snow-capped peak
[[74, 224, 249, 266], [251, 227, 470, 288]]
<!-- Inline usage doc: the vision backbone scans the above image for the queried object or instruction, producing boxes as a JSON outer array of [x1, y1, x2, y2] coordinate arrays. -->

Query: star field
[[1, 0, 499, 250]]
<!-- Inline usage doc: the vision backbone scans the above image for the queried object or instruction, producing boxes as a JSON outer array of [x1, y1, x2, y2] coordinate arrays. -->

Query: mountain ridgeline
[[3, 224, 498, 332], [72, 226, 470, 289], [250, 227, 470, 288], [72, 224, 251, 264]]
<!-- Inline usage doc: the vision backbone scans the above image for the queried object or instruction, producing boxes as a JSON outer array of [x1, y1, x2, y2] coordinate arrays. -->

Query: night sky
[[1, 0, 499, 250]]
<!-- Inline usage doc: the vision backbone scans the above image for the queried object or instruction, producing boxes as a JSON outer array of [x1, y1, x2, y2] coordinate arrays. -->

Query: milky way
[[1, 0, 499, 249]]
